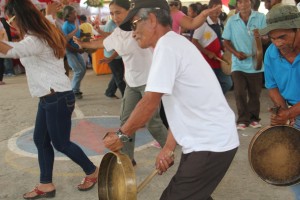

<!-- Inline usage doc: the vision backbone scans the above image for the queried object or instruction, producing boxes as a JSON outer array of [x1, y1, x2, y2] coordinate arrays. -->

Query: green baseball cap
[[259, 4, 300, 35]]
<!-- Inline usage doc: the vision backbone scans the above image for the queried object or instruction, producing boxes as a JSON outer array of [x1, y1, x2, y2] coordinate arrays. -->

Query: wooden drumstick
[[137, 169, 159, 193], [215, 57, 230, 65], [137, 151, 174, 193]]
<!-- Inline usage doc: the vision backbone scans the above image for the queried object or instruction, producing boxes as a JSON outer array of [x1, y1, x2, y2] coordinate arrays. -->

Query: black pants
[[160, 148, 238, 200], [0, 58, 4, 82], [105, 58, 126, 97]]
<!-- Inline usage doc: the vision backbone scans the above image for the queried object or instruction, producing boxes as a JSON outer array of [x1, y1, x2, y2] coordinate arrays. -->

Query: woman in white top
[[0, 0, 97, 199], [73, 0, 168, 165], [0, 21, 5, 85]]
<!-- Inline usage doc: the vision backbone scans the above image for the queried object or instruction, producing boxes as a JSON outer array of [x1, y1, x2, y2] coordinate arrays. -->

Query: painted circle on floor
[[8, 116, 155, 160]]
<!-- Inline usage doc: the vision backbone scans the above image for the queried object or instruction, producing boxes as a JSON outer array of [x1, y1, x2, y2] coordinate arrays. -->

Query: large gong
[[98, 152, 137, 200], [249, 125, 300, 186]]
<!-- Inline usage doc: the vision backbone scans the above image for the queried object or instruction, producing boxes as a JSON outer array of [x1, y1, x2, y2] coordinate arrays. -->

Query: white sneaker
[[237, 124, 247, 131], [250, 121, 262, 128]]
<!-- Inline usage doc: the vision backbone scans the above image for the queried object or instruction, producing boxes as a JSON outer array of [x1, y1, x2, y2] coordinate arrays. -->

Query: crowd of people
[[0, 0, 300, 199]]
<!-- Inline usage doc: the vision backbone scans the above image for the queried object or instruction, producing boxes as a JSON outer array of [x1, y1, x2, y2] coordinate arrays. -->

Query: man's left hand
[[271, 109, 290, 126], [155, 148, 175, 175], [103, 132, 124, 152]]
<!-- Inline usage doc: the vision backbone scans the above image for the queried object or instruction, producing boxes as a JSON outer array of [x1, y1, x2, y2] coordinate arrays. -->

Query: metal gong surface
[[98, 152, 137, 200], [249, 126, 300, 186]]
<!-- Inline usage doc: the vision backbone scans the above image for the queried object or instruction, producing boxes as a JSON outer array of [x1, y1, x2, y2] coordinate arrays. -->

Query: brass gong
[[249, 125, 300, 186]]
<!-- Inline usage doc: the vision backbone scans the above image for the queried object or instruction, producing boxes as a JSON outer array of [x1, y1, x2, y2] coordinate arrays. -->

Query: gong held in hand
[[249, 125, 300, 186], [98, 151, 174, 200], [251, 29, 263, 70]]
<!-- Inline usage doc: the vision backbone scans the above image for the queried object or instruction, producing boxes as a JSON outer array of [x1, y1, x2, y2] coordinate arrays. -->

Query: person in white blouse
[[0, 20, 6, 85], [73, 0, 168, 166], [0, 0, 98, 199]]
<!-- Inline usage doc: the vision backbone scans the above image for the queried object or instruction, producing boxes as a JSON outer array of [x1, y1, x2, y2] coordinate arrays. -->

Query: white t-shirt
[[146, 31, 239, 154], [0, 35, 71, 97], [103, 27, 153, 87]]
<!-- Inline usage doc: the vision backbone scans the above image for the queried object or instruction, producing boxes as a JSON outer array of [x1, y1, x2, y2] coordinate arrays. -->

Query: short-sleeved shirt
[[103, 27, 153, 87], [101, 19, 120, 59], [171, 10, 185, 34], [222, 11, 266, 73], [62, 20, 81, 49], [193, 17, 222, 68], [146, 31, 239, 154], [264, 44, 300, 105]]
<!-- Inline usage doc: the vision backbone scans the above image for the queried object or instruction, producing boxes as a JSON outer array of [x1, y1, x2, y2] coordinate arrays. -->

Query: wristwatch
[[116, 129, 132, 142]]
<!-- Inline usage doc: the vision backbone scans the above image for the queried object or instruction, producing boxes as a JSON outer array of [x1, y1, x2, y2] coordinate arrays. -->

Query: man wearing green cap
[[259, 4, 300, 200]]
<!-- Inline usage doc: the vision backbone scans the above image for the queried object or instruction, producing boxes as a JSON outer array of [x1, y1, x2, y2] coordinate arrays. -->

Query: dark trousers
[[34, 91, 96, 183], [0, 58, 4, 81], [160, 148, 238, 200], [105, 58, 126, 97], [231, 71, 263, 125]]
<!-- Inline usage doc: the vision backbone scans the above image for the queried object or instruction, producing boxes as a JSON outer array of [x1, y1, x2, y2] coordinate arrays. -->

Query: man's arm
[[268, 88, 299, 125], [155, 129, 176, 174], [121, 92, 163, 135], [223, 39, 248, 60], [103, 92, 163, 151], [0, 41, 12, 54], [73, 36, 105, 49], [268, 88, 288, 109], [179, 5, 221, 30], [192, 38, 217, 59]]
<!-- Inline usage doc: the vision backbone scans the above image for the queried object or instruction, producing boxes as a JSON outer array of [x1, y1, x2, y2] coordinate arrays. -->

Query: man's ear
[[148, 13, 158, 29]]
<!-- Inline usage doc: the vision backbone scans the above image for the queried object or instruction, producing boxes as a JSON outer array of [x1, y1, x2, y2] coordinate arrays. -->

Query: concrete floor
[[0, 69, 295, 200]]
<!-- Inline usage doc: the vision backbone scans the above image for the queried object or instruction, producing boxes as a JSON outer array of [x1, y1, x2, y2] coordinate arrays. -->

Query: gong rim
[[98, 152, 137, 200], [248, 125, 300, 186]]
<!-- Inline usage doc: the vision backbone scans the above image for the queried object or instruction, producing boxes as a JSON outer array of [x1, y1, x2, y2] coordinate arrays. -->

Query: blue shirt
[[264, 44, 300, 105], [222, 11, 266, 73], [62, 20, 81, 49], [102, 20, 120, 59]]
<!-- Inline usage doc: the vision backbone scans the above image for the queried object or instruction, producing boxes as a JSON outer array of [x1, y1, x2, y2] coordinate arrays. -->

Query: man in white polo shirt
[[103, 0, 239, 199]]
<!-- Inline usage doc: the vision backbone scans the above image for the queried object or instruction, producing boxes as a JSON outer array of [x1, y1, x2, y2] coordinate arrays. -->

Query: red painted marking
[[70, 120, 117, 154]]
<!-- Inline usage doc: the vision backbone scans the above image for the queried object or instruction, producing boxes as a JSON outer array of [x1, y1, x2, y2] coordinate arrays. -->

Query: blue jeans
[[105, 58, 126, 97], [66, 51, 86, 93], [212, 68, 233, 95], [4, 58, 14, 75], [34, 91, 96, 183], [291, 115, 300, 199]]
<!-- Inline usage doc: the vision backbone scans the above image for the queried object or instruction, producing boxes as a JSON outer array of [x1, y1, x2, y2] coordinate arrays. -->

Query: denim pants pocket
[[65, 93, 75, 114]]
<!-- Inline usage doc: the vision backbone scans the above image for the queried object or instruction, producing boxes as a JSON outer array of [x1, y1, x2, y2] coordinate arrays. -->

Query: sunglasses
[[131, 17, 143, 31], [6, 16, 15, 27]]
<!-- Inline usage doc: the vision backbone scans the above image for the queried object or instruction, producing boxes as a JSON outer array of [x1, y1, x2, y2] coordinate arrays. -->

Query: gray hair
[[136, 8, 172, 28]]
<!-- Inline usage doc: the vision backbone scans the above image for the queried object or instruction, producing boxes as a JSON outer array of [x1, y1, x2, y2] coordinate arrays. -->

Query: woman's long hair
[[5, 0, 66, 59]]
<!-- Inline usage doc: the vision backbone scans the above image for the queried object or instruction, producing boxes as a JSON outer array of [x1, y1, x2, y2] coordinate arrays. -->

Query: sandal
[[23, 186, 56, 199], [77, 176, 97, 191]]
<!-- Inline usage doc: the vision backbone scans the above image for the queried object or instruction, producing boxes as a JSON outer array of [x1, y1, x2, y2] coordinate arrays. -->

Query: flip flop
[[77, 176, 97, 191], [23, 186, 56, 199]]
